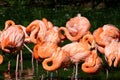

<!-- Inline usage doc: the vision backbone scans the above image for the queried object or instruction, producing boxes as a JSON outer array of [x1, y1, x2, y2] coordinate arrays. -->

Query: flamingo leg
[[20, 50, 23, 71], [75, 63, 79, 79], [41, 73, 45, 80], [16, 54, 19, 80], [36, 60, 38, 77], [105, 68, 109, 79], [32, 53, 34, 73], [7, 60, 11, 79], [55, 70, 59, 79], [50, 72, 53, 79], [71, 65, 75, 79], [8, 61, 11, 71], [19, 50, 23, 79], [104, 56, 109, 79], [23, 43, 35, 73]]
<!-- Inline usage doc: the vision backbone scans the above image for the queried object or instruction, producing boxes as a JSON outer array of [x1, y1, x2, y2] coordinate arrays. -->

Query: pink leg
[[16, 54, 19, 80]]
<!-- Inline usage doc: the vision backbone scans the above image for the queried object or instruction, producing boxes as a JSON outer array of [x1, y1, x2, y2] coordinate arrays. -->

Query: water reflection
[[3, 67, 81, 80], [3, 68, 34, 80]]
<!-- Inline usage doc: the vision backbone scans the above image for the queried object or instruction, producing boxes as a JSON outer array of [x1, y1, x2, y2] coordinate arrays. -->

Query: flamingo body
[[0, 25, 25, 53]]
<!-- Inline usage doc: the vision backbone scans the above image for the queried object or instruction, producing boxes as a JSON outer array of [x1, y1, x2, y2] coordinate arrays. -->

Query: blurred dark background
[[0, 0, 120, 8]]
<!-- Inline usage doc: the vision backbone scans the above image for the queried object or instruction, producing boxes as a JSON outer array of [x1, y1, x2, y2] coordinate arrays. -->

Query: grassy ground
[[0, 6, 120, 79]]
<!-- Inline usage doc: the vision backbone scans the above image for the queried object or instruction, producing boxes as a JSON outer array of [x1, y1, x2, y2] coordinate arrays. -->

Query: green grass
[[0, 6, 120, 79]]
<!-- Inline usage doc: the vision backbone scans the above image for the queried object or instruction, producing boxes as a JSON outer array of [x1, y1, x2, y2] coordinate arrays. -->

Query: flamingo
[[33, 43, 42, 60], [42, 18, 53, 29], [4, 20, 31, 67], [31, 18, 63, 59], [0, 25, 25, 53], [93, 24, 120, 54], [61, 32, 102, 78], [42, 47, 71, 71], [4, 20, 30, 43], [93, 24, 120, 65], [37, 26, 63, 58], [4, 20, 15, 30], [81, 49, 102, 73], [26, 19, 48, 44], [104, 40, 120, 67], [27, 18, 62, 78], [0, 24, 25, 79], [93, 24, 120, 78], [58, 14, 91, 41], [29, 19, 60, 59], [26, 18, 60, 44]]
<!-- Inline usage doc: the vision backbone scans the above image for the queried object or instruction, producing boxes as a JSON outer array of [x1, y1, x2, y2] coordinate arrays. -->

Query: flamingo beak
[[108, 57, 116, 67], [90, 40, 96, 51]]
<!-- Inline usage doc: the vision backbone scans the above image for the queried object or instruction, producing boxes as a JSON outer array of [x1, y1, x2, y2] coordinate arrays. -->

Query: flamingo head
[[66, 14, 91, 36], [5, 20, 15, 30], [81, 32, 96, 50]]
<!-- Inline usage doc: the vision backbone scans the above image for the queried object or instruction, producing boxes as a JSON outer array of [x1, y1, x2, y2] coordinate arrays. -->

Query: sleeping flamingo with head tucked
[[5, 20, 30, 43], [42, 47, 71, 71], [31, 18, 64, 60], [26, 18, 54, 44], [0, 25, 25, 53], [58, 14, 91, 41], [93, 24, 120, 54], [92, 24, 120, 80], [93, 24, 120, 67]]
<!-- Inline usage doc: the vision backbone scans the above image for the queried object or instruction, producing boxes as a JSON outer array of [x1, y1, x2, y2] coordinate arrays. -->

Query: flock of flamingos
[[0, 13, 120, 79]]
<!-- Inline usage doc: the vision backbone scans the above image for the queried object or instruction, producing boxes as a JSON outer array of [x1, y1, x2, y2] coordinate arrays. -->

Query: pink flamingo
[[0, 20, 26, 79], [93, 24, 120, 78], [104, 40, 120, 67], [61, 32, 102, 78], [93, 24, 120, 54], [58, 14, 91, 41], [42, 47, 71, 71]]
